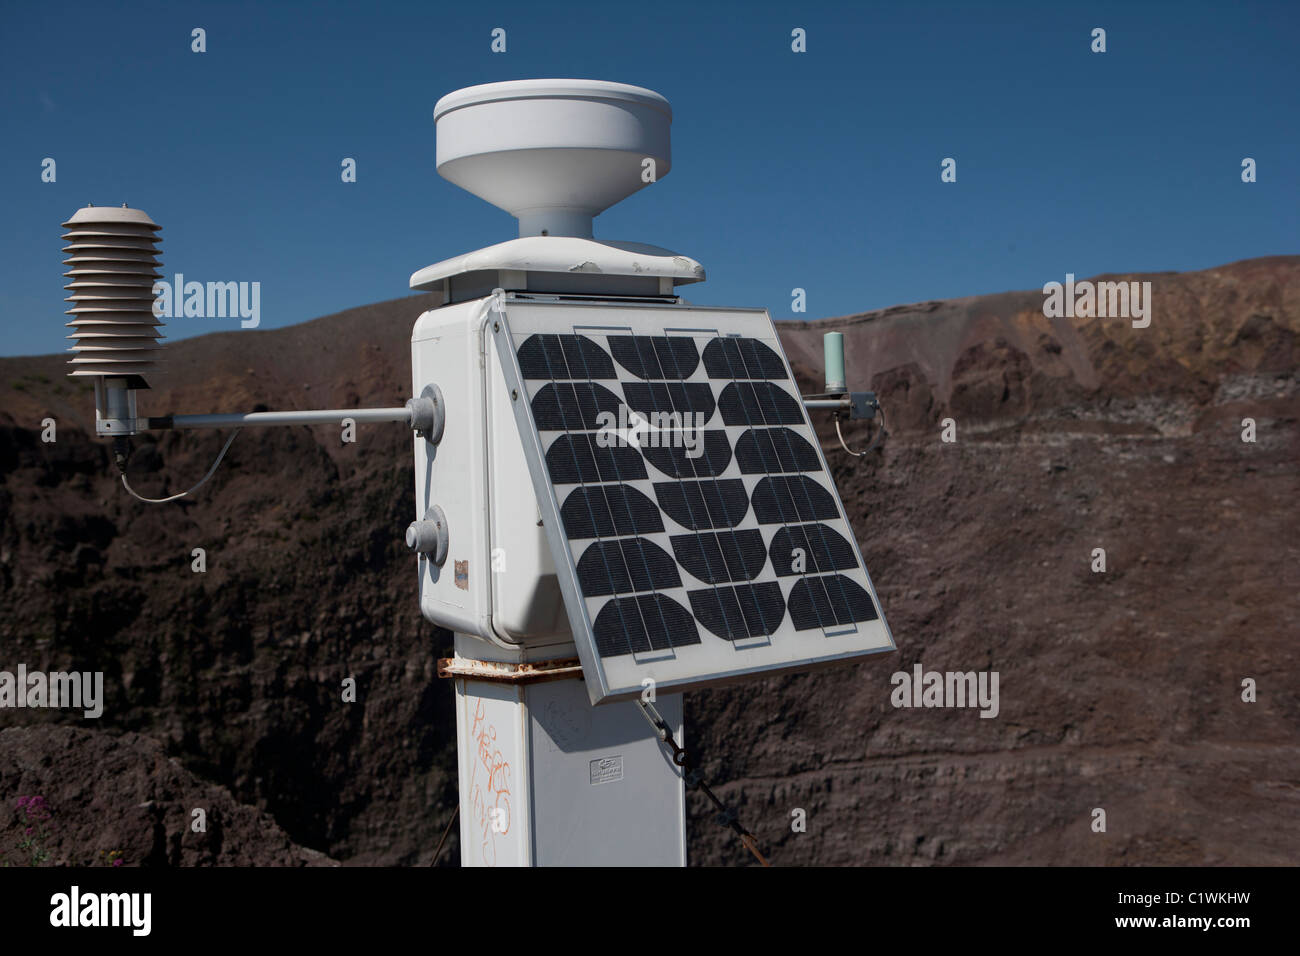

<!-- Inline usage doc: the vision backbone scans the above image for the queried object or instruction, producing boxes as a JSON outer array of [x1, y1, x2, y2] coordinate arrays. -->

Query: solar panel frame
[[489, 293, 894, 704]]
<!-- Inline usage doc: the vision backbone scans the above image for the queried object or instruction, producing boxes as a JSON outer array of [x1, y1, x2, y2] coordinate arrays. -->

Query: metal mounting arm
[[802, 391, 878, 420], [95, 383, 445, 440], [145, 407, 412, 430], [104, 389, 446, 503], [802, 391, 887, 457]]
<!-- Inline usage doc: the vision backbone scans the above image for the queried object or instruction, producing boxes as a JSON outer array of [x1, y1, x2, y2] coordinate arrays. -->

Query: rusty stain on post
[[437, 656, 583, 684]]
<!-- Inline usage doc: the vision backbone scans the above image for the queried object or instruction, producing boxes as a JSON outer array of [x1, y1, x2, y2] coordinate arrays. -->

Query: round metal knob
[[405, 505, 448, 565], [406, 384, 445, 444]]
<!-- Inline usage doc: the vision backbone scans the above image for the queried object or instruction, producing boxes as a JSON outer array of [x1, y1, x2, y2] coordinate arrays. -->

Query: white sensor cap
[[433, 79, 672, 239]]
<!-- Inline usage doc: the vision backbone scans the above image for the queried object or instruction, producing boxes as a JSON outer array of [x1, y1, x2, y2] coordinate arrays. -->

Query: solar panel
[[491, 297, 894, 704]]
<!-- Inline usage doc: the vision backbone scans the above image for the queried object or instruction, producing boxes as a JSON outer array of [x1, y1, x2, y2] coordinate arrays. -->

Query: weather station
[[64, 79, 893, 867]]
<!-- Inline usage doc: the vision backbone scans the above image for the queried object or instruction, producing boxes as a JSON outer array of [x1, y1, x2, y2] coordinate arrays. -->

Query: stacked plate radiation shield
[[62, 204, 163, 388]]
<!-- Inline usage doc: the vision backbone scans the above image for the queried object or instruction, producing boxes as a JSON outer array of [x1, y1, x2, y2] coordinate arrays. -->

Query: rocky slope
[[0, 726, 333, 866], [1, 258, 1296, 865]]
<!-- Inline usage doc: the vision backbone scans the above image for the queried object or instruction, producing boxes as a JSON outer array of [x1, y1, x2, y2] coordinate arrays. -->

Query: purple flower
[[24, 827, 33, 836], [112, 859, 123, 868], [18, 797, 51, 821]]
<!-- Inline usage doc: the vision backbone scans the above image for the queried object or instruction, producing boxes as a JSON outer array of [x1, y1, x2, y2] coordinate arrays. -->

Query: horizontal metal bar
[[158, 407, 411, 429], [436, 656, 584, 685], [162, 398, 846, 428]]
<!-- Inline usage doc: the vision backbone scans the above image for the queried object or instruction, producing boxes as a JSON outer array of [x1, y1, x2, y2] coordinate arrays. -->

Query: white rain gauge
[[66, 79, 893, 867]]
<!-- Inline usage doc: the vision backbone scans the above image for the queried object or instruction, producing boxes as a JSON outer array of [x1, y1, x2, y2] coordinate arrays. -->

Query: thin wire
[[120, 429, 240, 503], [430, 803, 460, 866], [834, 405, 887, 457]]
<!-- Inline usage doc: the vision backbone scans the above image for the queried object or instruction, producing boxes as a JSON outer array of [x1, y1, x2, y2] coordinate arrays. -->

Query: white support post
[[449, 636, 686, 867]]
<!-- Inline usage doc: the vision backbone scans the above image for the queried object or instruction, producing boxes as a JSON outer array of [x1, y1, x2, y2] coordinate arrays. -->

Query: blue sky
[[2, 0, 1296, 356]]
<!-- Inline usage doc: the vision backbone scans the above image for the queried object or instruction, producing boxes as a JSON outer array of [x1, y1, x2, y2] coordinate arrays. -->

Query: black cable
[[430, 803, 459, 866]]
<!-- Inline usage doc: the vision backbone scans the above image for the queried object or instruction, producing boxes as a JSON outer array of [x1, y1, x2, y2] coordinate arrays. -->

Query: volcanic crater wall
[[1, 259, 1296, 865]]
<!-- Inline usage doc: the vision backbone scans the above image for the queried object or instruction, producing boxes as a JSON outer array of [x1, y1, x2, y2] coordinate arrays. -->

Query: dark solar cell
[[670, 530, 767, 584], [546, 433, 648, 483], [750, 476, 839, 523], [653, 479, 749, 530], [702, 337, 788, 379], [768, 524, 857, 576], [735, 428, 822, 474], [576, 537, 682, 596], [517, 333, 616, 379], [593, 594, 701, 657], [620, 381, 716, 421], [788, 575, 878, 630], [718, 382, 803, 425], [531, 382, 625, 430], [641, 431, 732, 478], [561, 484, 664, 539], [608, 335, 700, 379], [687, 583, 786, 640]]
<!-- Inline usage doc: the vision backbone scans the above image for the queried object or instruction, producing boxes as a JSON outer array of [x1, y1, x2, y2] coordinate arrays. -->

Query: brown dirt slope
[[0, 725, 333, 866], [0, 259, 1296, 866]]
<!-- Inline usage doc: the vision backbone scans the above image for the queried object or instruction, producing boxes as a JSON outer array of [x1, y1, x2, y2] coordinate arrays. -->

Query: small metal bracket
[[848, 391, 878, 421]]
